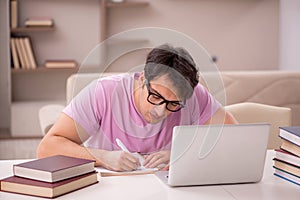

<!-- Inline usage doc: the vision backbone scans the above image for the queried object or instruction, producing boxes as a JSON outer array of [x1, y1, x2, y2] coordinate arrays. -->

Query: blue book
[[274, 168, 300, 186], [279, 126, 300, 146]]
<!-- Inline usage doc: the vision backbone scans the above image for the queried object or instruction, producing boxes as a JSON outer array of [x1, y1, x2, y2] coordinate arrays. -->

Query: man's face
[[138, 75, 183, 124]]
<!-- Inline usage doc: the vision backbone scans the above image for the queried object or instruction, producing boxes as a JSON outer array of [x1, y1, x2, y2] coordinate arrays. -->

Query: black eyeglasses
[[145, 80, 185, 112]]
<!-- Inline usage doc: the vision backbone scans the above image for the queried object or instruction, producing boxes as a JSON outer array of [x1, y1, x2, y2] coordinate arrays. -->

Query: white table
[[0, 151, 299, 200]]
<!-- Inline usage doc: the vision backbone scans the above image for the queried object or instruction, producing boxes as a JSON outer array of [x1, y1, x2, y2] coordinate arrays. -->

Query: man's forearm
[[37, 134, 107, 167]]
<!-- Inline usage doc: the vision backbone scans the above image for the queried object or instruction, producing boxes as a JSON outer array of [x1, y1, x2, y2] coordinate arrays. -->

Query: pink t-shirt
[[63, 73, 221, 154]]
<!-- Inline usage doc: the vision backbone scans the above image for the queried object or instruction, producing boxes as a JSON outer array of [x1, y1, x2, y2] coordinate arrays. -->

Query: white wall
[[108, 0, 279, 71], [279, 0, 300, 70], [16, 0, 279, 71]]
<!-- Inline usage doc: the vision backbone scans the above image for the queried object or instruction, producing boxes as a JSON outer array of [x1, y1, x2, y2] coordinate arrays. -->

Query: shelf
[[11, 67, 79, 74], [11, 100, 64, 105], [11, 26, 55, 33], [106, 1, 149, 8], [11, 67, 102, 74]]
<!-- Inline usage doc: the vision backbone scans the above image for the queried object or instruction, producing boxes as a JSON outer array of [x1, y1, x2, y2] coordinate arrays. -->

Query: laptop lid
[[162, 123, 270, 186]]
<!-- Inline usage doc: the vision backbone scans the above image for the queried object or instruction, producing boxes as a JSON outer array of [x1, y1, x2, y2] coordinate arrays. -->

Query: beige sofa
[[39, 70, 299, 148], [218, 71, 299, 126]]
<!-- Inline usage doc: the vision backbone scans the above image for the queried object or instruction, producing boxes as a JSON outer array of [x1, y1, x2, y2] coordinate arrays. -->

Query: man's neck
[[133, 79, 142, 114]]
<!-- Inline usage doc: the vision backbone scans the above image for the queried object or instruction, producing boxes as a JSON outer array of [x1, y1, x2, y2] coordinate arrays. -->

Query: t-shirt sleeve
[[63, 80, 104, 136], [190, 84, 222, 125]]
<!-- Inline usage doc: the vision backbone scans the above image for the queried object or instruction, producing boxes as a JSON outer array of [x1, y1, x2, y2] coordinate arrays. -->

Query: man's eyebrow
[[150, 87, 164, 97], [150, 85, 181, 103]]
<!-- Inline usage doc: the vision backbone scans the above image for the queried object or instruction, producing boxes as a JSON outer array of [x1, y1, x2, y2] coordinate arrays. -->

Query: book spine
[[44, 61, 77, 68], [10, 38, 20, 69], [24, 37, 37, 69], [275, 149, 300, 167], [273, 159, 300, 177], [19, 38, 30, 69], [281, 139, 300, 157], [10, 0, 18, 28], [274, 173, 300, 186], [25, 19, 54, 27], [15, 38, 26, 69]]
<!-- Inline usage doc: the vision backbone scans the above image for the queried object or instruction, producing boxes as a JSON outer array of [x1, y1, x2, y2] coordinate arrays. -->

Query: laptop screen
[[166, 124, 270, 186]]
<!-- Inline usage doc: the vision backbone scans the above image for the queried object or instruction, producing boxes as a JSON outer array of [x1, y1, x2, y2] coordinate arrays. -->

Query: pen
[[115, 138, 145, 168], [116, 138, 130, 153]]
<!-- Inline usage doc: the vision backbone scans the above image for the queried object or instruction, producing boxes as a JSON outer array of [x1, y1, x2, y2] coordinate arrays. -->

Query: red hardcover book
[[0, 172, 98, 198], [275, 149, 300, 167], [13, 155, 95, 182]]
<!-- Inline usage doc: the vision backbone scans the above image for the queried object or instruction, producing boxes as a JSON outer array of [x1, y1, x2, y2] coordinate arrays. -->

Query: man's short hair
[[144, 44, 199, 99]]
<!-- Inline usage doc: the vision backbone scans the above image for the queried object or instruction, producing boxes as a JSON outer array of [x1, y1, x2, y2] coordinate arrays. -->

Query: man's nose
[[153, 104, 167, 117]]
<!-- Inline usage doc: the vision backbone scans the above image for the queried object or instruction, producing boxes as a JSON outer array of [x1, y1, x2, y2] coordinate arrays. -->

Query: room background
[[0, 0, 299, 159]]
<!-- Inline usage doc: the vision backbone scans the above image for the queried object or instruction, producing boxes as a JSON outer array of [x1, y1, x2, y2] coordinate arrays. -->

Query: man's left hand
[[143, 150, 170, 168]]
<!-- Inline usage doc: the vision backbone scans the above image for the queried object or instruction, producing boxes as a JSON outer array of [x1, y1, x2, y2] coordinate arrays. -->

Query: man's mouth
[[149, 112, 164, 123]]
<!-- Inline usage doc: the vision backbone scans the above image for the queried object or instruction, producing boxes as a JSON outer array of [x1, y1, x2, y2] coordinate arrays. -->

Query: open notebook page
[[96, 166, 159, 177]]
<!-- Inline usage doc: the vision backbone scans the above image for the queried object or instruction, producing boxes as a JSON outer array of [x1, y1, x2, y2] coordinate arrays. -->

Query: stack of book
[[25, 17, 54, 27], [10, 36, 37, 69], [0, 155, 98, 198], [273, 126, 300, 186], [44, 60, 78, 68]]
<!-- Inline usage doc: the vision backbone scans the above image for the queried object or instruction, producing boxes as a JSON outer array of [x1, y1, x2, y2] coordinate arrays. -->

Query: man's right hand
[[98, 150, 140, 172]]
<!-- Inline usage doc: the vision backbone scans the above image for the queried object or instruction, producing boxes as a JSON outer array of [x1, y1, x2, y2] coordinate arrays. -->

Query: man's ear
[[139, 71, 145, 84]]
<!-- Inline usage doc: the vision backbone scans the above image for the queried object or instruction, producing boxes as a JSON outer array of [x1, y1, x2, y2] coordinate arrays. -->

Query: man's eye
[[170, 102, 180, 107], [151, 94, 161, 100]]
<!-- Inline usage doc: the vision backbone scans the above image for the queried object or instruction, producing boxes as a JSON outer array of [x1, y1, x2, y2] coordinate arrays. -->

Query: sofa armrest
[[38, 104, 65, 135], [225, 102, 292, 149]]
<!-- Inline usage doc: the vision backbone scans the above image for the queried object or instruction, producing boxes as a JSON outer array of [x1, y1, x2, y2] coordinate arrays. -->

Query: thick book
[[25, 17, 54, 27], [0, 172, 98, 198], [275, 149, 300, 167], [10, 0, 18, 28], [274, 169, 300, 186], [279, 126, 300, 146], [10, 38, 20, 69], [20, 37, 30, 68], [44, 60, 77, 68], [281, 139, 300, 157], [13, 155, 95, 183], [14, 38, 26, 69], [23, 37, 37, 69], [273, 158, 300, 177]]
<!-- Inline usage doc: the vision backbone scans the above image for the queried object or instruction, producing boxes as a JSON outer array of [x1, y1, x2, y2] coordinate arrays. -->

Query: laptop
[[155, 123, 270, 186]]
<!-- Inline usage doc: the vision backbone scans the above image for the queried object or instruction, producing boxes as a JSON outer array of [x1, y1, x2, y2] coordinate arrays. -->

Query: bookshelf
[[1, 0, 150, 137], [10, 21, 76, 101], [11, 67, 79, 74], [11, 27, 55, 33], [7, 0, 83, 137]]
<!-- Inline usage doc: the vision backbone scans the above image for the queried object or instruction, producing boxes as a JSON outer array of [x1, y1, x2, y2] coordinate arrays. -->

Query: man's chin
[[145, 113, 165, 124], [149, 117, 164, 124]]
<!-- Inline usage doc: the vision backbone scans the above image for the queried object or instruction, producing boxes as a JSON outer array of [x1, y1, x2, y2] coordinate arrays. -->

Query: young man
[[37, 44, 237, 171]]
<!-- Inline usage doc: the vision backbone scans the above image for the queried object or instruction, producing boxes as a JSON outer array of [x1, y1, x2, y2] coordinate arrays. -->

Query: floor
[[0, 138, 42, 160]]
